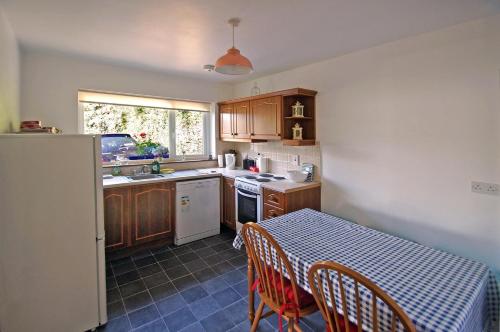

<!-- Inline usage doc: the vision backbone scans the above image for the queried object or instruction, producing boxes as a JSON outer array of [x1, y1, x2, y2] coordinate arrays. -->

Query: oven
[[235, 186, 262, 231]]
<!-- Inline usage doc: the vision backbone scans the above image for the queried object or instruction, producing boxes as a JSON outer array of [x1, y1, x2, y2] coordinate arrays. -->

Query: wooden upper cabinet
[[218, 88, 317, 145], [233, 101, 251, 139], [103, 187, 130, 250], [130, 182, 175, 245], [250, 96, 282, 140], [220, 104, 234, 139]]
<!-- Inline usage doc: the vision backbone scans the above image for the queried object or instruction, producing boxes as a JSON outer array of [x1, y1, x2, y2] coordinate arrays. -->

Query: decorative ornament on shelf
[[251, 82, 261, 96], [291, 101, 304, 117], [292, 123, 303, 140]]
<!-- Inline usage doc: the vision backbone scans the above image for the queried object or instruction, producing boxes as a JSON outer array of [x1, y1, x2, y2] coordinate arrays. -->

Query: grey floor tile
[[138, 264, 163, 278], [98, 315, 132, 331], [224, 299, 249, 325], [132, 318, 168, 332], [149, 282, 178, 302], [165, 265, 190, 280], [178, 321, 206, 332], [128, 304, 160, 329], [221, 270, 245, 285], [135, 256, 157, 268], [143, 272, 170, 289], [212, 287, 241, 307], [163, 307, 197, 332], [107, 301, 126, 320], [199, 310, 234, 332], [180, 285, 208, 304], [156, 293, 187, 316], [107, 287, 121, 304], [172, 274, 199, 291], [192, 267, 218, 283], [123, 291, 153, 312], [200, 276, 229, 294], [120, 279, 147, 298], [188, 295, 221, 320]]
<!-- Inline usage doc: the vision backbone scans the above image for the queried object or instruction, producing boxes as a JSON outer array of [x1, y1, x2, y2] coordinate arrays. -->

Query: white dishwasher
[[175, 177, 221, 245]]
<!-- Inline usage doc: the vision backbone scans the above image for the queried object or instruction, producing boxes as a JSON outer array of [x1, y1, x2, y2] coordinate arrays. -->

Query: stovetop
[[235, 173, 286, 193]]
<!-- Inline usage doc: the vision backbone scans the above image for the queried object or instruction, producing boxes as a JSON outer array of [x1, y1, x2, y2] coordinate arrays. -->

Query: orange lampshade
[[215, 47, 253, 75]]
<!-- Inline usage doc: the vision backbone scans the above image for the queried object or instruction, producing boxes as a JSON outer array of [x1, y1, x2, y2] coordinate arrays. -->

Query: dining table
[[233, 208, 499, 332]]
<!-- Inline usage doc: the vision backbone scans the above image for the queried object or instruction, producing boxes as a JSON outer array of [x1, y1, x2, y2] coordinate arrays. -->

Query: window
[[79, 91, 211, 162]]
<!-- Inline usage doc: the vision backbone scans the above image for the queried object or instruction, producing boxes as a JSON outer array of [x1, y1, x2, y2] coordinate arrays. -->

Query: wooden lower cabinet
[[131, 182, 175, 245], [103, 182, 175, 251], [262, 186, 321, 220], [222, 177, 236, 230], [103, 187, 130, 250]]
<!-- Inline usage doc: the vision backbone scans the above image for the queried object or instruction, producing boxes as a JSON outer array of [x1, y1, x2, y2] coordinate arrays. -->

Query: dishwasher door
[[175, 177, 221, 245]]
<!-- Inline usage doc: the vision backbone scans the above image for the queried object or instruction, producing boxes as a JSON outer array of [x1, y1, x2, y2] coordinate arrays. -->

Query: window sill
[[102, 158, 214, 168]]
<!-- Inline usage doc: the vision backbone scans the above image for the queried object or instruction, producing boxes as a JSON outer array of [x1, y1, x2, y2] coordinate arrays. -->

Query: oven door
[[236, 188, 261, 227]]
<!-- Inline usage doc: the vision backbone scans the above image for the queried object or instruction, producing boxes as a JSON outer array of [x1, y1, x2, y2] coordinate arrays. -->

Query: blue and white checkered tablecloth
[[233, 209, 500, 332]]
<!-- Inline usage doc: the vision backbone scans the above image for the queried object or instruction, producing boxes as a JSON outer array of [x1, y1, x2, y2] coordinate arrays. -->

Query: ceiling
[[1, 0, 499, 82]]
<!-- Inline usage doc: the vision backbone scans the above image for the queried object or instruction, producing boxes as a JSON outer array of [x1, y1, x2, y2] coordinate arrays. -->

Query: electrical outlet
[[290, 155, 300, 166], [471, 181, 499, 196]]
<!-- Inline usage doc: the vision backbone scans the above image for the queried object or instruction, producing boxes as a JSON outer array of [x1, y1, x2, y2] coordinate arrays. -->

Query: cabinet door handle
[[234, 133, 238, 136], [268, 194, 279, 203]]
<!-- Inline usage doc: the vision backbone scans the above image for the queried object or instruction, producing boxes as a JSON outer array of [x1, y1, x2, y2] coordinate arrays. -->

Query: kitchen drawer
[[264, 203, 284, 220], [263, 188, 285, 208]]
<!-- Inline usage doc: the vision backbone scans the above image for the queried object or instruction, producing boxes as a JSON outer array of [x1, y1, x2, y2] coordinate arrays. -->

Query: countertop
[[103, 168, 320, 193]]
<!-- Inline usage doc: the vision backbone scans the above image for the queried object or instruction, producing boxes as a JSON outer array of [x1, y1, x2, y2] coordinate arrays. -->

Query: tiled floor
[[100, 228, 324, 332]]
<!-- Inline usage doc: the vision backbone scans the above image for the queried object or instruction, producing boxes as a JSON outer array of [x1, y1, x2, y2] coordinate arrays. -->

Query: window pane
[[83, 103, 170, 147], [83, 103, 170, 161], [175, 110, 205, 156]]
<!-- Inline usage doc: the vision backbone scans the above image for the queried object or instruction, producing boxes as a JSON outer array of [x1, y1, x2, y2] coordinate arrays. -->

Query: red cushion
[[325, 313, 359, 332], [256, 266, 315, 308]]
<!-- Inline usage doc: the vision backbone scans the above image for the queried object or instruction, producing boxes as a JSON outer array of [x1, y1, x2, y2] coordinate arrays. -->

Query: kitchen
[[1, 1, 500, 332]]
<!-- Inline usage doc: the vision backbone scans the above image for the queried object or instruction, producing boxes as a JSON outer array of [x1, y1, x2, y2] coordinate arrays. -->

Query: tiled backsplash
[[236, 141, 321, 180]]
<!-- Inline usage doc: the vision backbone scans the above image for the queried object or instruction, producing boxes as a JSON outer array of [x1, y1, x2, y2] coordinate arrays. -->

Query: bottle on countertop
[[151, 157, 161, 174]]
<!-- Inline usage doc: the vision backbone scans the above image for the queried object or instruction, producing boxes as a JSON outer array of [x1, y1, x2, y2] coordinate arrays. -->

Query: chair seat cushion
[[326, 313, 359, 332], [254, 266, 315, 308]]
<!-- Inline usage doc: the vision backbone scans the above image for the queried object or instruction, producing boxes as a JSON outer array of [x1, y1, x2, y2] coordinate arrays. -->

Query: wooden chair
[[241, 223, 318, 332], [307, 261, 416, 332]]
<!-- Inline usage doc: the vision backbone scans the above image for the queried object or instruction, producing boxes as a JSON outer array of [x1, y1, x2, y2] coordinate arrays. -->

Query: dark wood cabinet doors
[[250, 96, 282, 139], [103, 182, 175, 251], [130, 182, 175, 245], [222, 177, 236, 230], [103, 187, 130, 250]]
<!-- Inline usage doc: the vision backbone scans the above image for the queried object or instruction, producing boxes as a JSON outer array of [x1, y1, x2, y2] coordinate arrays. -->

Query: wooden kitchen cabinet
[[220, 104, 234, 139], [250, 96, 282, 140], [130, 182, 175, 245], [222, 177, 236, 230], [262, 186, 321, 220], [103, 182, 175, 252], [218, 88, 317, 145], [233, 101, 251, 139], [103, 187, 131, 250]]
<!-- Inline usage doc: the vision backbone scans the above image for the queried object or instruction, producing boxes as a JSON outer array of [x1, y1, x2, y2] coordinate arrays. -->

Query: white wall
[[0, 7, 19, 133], [235, 15, 500, 272], [20, 48, 233, 133]]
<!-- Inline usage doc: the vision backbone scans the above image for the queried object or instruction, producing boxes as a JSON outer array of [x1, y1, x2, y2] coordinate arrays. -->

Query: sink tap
[[140, 165, 151, 174]]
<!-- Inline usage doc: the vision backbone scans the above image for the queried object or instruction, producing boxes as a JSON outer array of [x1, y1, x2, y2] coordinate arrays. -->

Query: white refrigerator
[[0, 134, 107, 332]]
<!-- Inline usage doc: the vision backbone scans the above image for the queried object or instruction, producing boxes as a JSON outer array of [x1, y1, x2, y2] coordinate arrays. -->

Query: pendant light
[[215, 18, 253, 75]]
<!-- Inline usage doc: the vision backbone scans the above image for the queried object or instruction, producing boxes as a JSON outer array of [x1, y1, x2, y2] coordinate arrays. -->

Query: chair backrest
[[307, 261, 416, 332], [241, 223, 301, 308]]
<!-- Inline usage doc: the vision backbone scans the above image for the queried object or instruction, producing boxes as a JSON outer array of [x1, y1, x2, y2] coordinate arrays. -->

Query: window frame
[[78, 100, 211, 161]]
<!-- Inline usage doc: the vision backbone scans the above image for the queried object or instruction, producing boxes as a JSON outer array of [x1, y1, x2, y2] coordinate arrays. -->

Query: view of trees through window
[[83, 103, 206, 156]]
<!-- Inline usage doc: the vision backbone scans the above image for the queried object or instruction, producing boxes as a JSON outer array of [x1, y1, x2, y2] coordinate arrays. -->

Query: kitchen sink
[[127, 174, 164, 180]]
